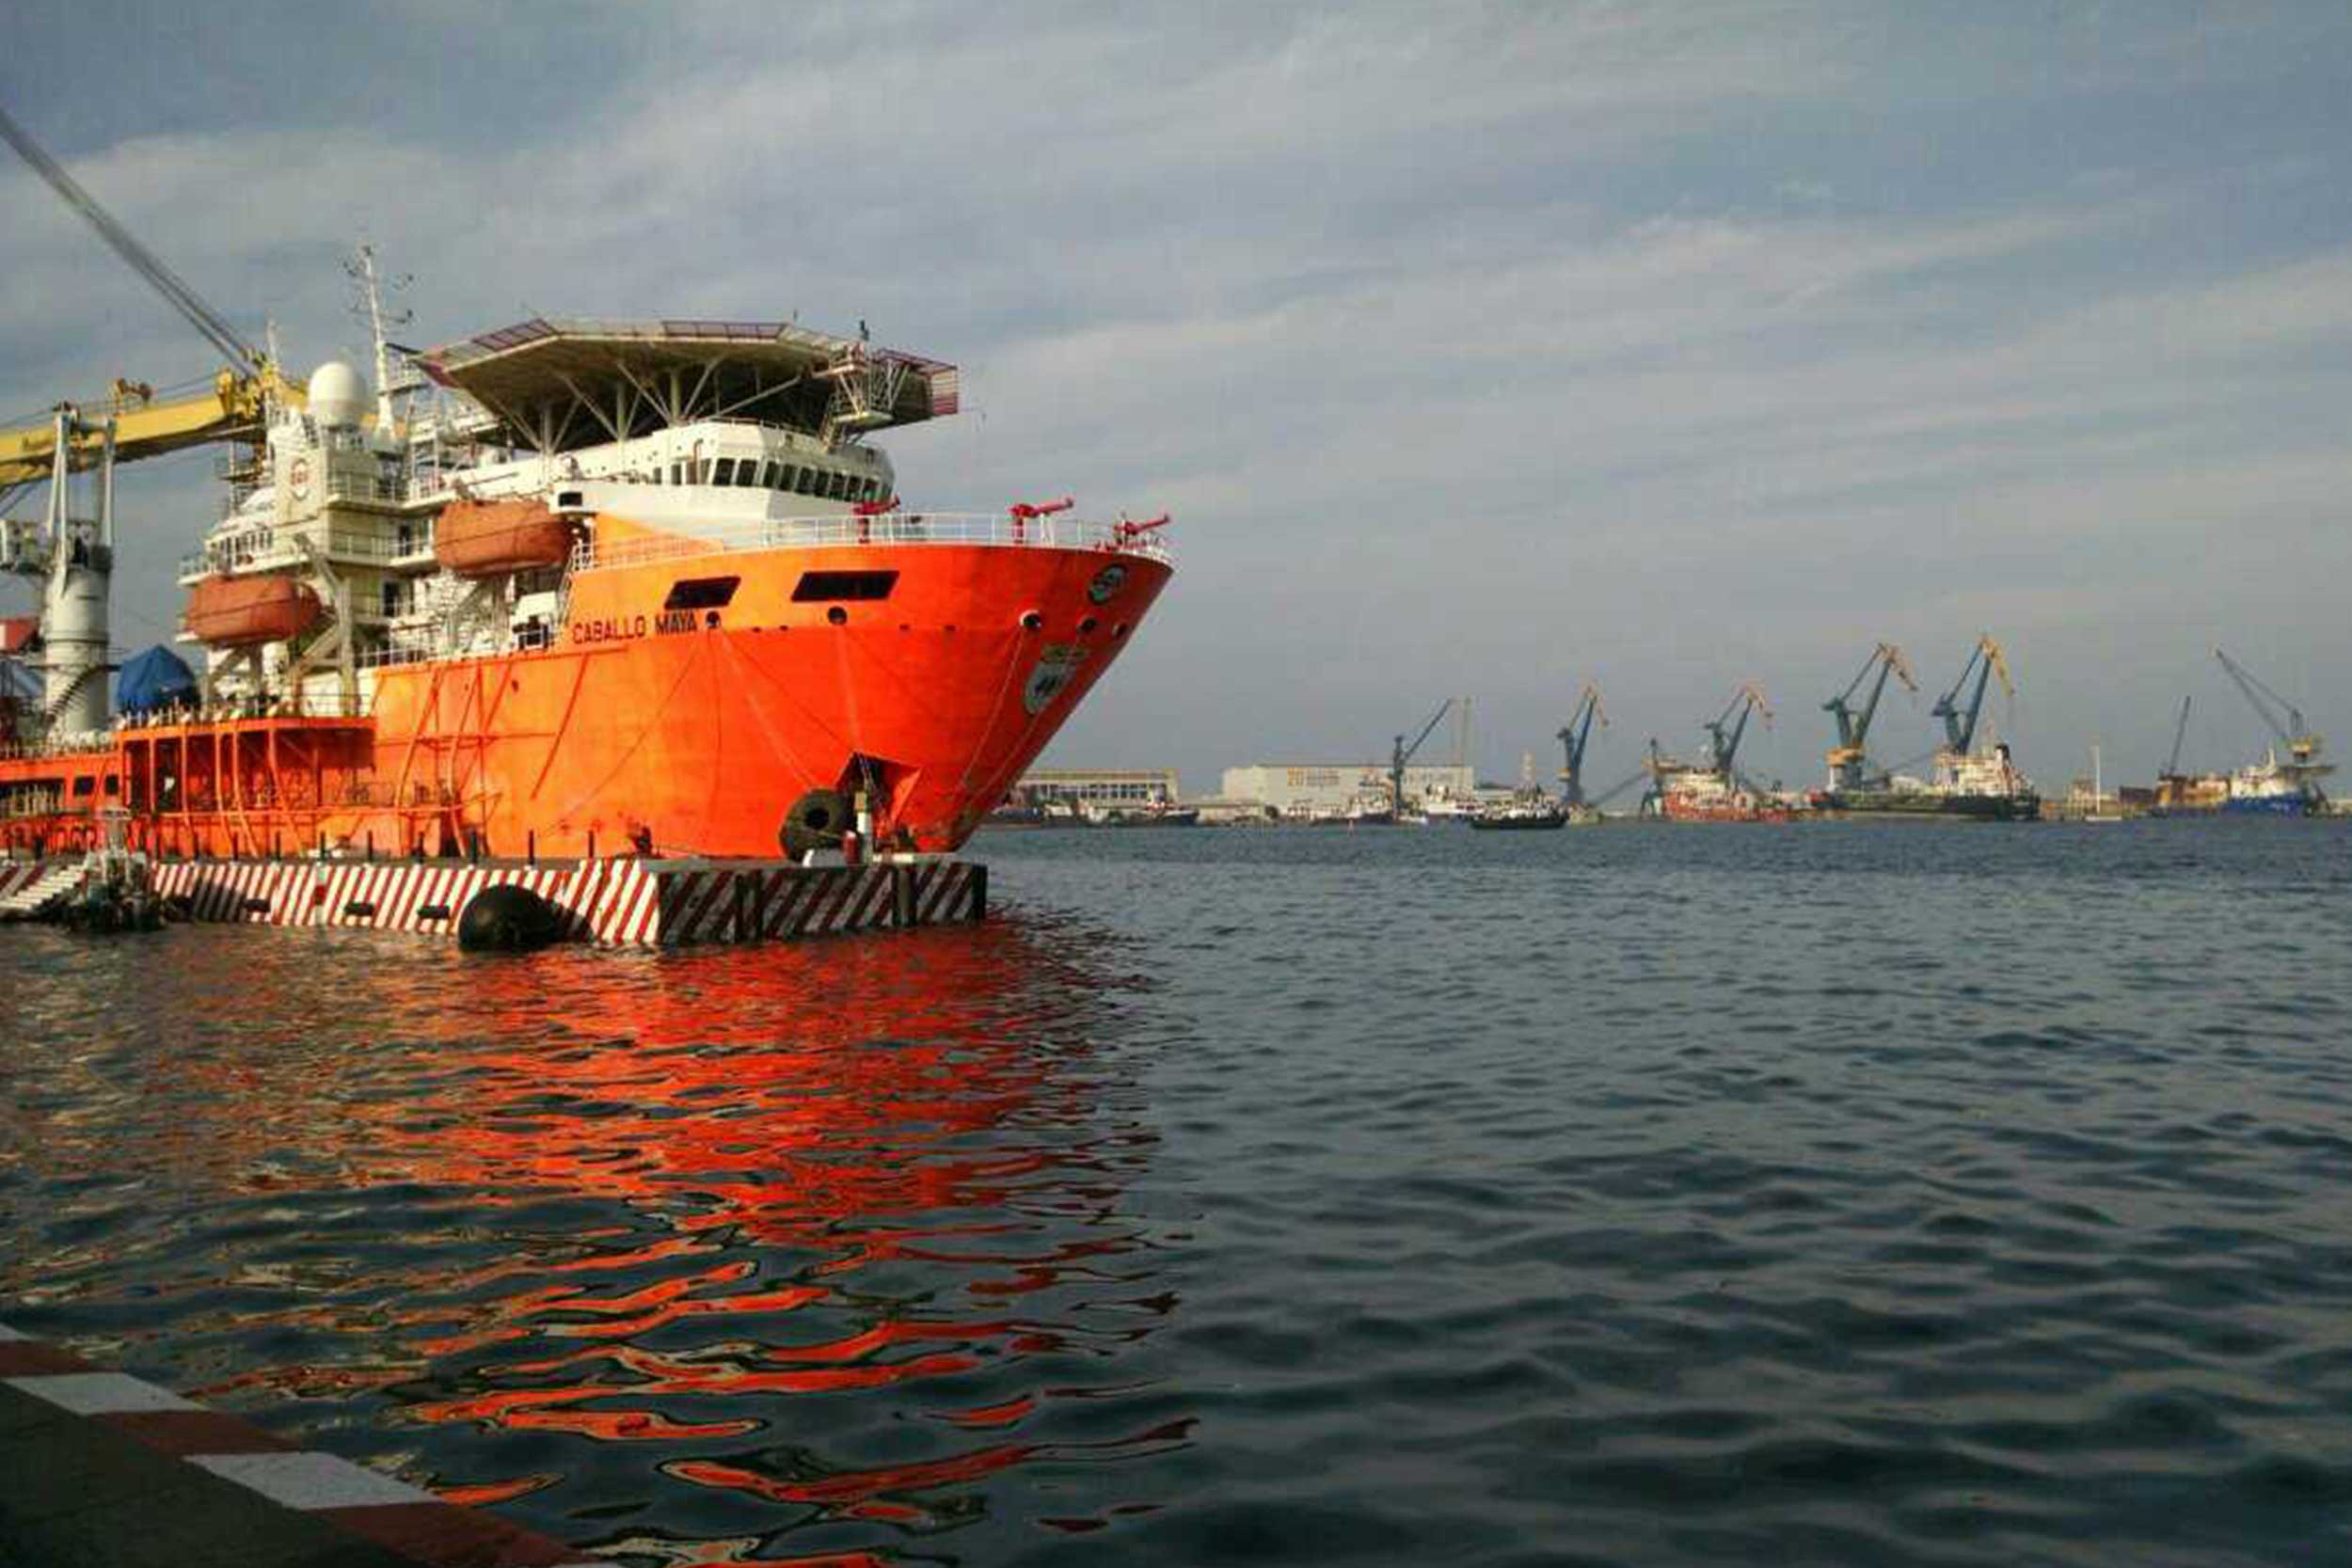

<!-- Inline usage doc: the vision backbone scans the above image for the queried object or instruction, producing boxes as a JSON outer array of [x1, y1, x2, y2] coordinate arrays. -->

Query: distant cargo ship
[[2211, 752, 2327, 816], [1821, 634, 2038, 821], [1825, 743, 2041, 820]]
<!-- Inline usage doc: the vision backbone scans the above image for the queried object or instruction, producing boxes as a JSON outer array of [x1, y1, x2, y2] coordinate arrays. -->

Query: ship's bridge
[[414, 318, 960, 455]]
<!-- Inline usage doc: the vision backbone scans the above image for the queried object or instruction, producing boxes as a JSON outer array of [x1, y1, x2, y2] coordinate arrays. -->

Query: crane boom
[[2214, 648, 2320, 764], [0, 103, 297, 488], [0, 373, 267, 488], [0, 104, 259, 374], [2164, 694, 2192, 778]]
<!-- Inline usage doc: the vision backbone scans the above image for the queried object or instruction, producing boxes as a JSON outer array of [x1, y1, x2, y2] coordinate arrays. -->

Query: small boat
[[1469, 798, 1568, 831]]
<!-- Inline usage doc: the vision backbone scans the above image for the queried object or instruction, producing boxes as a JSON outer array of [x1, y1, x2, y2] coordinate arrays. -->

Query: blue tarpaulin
[[116, 644, 199, 714]]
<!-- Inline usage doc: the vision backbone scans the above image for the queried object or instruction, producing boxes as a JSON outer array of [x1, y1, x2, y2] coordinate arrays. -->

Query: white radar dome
[[306, 360, 369, 429]]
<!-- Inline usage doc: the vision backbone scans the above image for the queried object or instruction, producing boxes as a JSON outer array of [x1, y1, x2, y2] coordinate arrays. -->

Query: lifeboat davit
[[183, 574, 322, 647], [434, 499, 576, 577]]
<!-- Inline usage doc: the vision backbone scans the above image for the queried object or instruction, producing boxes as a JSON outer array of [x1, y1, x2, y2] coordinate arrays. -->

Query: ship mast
[[346, 245, 413, 433]]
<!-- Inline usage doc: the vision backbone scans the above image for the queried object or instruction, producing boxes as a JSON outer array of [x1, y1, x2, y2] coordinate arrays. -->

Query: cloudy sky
[[4, 2, 2347, 793]]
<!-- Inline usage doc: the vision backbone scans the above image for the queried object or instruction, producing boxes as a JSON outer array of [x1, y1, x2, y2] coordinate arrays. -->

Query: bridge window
[[712, 457, 737, 486], [72, 776, 94, 798], [792, 570, 899, 603], [735, 461, 759, 487], [663, 576, 741, 610]]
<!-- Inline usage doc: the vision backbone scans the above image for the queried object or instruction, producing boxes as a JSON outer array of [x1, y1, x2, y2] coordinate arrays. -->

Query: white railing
[[567, 511, 1174, 575], [179, 527, 420, 579]]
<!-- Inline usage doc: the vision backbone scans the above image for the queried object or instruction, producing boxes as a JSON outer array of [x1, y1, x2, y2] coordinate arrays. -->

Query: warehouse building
[[1219, 762, 1475, 818], [1009, 768, 1182, 807]]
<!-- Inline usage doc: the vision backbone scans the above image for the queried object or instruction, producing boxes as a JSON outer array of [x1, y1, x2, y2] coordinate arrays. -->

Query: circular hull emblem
[[1088, 564, 1129, 605]]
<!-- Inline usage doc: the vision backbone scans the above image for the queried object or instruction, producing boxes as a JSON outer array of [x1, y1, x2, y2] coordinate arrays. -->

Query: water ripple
[[5, 820, 2351, 1564]]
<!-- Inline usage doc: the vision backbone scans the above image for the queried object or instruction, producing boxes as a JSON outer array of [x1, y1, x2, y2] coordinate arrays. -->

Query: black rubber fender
[[781, 787, 851, 857], [457, 883, 565, 953]]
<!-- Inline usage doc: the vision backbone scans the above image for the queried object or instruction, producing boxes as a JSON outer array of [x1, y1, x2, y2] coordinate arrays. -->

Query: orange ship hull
[[0, 535, 1170, 861]]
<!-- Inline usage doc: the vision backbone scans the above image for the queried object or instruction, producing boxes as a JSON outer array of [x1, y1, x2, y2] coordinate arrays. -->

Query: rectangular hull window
[[791, 570, 900, 603], [663, 576, 742, 611]]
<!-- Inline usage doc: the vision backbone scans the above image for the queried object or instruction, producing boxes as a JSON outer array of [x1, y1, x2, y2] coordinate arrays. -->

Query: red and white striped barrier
[[0, 1318, 598, 1567], [104, 856, 987, 947]]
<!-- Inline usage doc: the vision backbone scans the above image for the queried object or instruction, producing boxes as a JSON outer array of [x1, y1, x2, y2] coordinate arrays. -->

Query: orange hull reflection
[[11, 920, 1185, 1553]]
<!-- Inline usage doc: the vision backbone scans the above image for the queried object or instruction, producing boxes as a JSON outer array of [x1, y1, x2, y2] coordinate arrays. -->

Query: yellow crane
[[0, 370, 284, 490]]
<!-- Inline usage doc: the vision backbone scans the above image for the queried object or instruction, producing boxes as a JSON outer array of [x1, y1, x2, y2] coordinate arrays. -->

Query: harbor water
[[4, 820, 2350, 1565]]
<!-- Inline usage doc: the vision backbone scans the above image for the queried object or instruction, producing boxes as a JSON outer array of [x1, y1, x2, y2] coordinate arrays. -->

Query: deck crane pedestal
[[0, 408, 119, 739], [1555, 683, 1607, 807], [1390, 698, 1454, 817], [1822, 641, 1915, 793]]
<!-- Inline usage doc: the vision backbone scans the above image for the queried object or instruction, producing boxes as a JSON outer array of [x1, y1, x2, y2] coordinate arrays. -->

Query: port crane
[[2214, 648, 2329, 800], [1930, 635, 2013, 755], [1822, 641, 1915, 792], [1390, 698, 1454, 816], [1555, 683, 1606, 806], [1703, 683, 1772, 783]]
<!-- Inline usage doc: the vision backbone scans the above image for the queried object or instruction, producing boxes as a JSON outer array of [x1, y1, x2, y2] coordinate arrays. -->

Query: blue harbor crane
[[2214, 648, 2330, 802], [1391, 697, 1454, 816], [1555, 683, 1607, 806], [1930, 634, 2013, 755], [1822, 641, 1915, 792]]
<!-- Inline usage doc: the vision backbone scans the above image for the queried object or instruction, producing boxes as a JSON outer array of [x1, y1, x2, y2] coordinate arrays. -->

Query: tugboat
[[1470, 752, 1569, 830], [1469, 798, 1568, 831]]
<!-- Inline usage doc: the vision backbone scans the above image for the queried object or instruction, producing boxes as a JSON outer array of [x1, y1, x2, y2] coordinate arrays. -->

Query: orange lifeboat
[[183, 575, 322, 647], [434, 499, 576, 577]]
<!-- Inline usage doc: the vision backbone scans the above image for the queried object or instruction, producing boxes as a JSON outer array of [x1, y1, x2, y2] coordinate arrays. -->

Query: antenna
[[345, 244, 415, 427]]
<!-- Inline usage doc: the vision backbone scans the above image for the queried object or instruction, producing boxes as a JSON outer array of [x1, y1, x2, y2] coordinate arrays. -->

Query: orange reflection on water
[[16, 916, 1178, 1549]]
